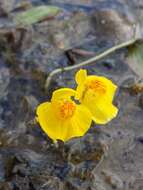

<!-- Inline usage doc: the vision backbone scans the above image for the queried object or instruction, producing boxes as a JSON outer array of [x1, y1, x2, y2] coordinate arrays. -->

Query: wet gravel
[[0, 0, 143, 190]]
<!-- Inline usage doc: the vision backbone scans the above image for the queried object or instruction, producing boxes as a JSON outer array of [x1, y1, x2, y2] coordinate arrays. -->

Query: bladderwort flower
[[36, 88, 92, 142], [75, 69, 118, 124]]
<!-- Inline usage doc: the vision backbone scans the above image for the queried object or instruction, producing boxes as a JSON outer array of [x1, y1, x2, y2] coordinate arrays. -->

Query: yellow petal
[[48, 104, 92, 142], [52, 88, 75, 102], [82, 90, 118, 124], [75, 69, 87, 100], [47, 104, 92, 142], [36, 101, 92, 142], [87, 75, 117, 102], [75, 69, 87, 84], [36, 102, 66, 141], [75, 83, 84, 100], [97, 76, 117, 102], [92, 102, 118, 124], [64, 105, 92, 141]]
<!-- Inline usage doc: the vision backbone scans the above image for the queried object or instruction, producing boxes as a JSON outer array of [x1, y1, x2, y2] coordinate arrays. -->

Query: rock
[[0, 0, 15, 14], [67, 133, 104, 164], [24, 95, 39, 112], [102, 170, 123, 189], [92, 7, 136, 44], [12, 175, 33, 190], [135, 134, 143, 144], [102, 59, 116, 70], [17, 11, 93, 74], [0, 155, 5, 182], [50, 0, 93, 5], [0, 63, 10, 100], [126, 175, 143, 190], [0, 1, 143, 189], [139, 93, 143, 109], [119, 75, 136, 88], [129, 0, 143, 36], [0, 182, 13, 190], [92, 175, 106, 190]]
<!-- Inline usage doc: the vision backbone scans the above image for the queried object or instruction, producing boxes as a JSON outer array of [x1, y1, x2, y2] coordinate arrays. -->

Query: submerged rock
[[0, 0, 143, 190], [0, 0, 15, 14], [91, 6, 136, 45], [0, 62, 10, 100], [102, 170, 123, 189]]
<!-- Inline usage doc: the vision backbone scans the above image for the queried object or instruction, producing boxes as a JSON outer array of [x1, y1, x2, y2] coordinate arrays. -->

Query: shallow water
[[0, 0, 143, 190]]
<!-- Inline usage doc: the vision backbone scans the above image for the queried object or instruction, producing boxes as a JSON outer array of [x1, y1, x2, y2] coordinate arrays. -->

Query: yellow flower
[[36, 88, 92, 142], [75, 69, 118, 124]]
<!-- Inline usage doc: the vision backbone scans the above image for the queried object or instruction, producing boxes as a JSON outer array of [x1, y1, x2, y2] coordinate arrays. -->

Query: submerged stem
[[45, 26, 139, 90]]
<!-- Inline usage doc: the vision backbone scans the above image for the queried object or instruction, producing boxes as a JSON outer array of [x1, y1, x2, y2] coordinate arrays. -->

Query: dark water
[[0, 0, 143, 189]]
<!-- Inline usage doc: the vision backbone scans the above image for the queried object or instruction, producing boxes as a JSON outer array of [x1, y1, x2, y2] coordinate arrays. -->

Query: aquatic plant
[[75, 69, 118, 124], [36, 88, 92, 142], [36, 70, 118, 142]]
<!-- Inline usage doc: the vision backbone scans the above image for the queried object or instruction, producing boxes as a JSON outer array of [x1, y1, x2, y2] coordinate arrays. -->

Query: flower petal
[[36, 101, 92, 142], [75, 69, 87, 100], [75, 69, 87, 84], [82, 92, 118, 124], [87, 75, 117, 102], [52, 88, 75, 102], [63, 105, 92, 141], [36, 102, 67, 141], [42, 104, 92, 142], [75, 83, 85, 100], [36, 102, 92, 142]]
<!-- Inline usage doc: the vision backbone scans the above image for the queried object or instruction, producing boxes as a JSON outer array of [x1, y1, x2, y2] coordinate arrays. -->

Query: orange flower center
[[86, 79, 106, 94], [53, 100, 76, 120]]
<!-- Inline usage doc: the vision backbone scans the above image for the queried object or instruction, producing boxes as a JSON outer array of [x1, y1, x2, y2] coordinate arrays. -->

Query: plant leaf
[[14, 5, 61, 26], [126, 41, 143, 78]]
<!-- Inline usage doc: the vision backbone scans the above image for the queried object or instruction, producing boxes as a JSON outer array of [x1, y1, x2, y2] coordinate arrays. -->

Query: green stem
[[45, 28, 138, 90]]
